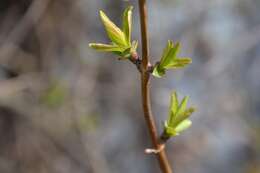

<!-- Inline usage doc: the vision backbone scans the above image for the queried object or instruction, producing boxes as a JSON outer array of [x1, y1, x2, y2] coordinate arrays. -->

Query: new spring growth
[[88, 2, 197, 172], [152, 41, 192, 78], [89, 3, 196, 144], [162, 91, 195, 139], [89, 6, 138, 60]]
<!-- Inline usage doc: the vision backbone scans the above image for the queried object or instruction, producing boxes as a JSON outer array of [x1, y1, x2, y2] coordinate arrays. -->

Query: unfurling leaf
[[152, 64, 165, 78], [170, 91, 179, 116], [89, 43, 124, 52], [99, 10, 127, 47], [160, 42, 180, 68], [160, 41, 174, 66], [164, 58, 192, 69], [152, 41, 192, 78], [117, 47, 132, 60], [164, 122, 178, 136], [171, 107, 195, 128], [174, 119, 192, 133], [89, 6, 136, 60], [163, 91, 195, 138], [123, 6, 133, 45], [177, 96, 189, 115]]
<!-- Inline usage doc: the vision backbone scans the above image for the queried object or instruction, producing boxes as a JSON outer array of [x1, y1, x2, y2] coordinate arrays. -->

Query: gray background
[[0, 0, 259, 173]]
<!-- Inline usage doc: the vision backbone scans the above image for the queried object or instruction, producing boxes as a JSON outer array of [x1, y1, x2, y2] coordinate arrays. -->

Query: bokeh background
[[0, 0, 260, 173]]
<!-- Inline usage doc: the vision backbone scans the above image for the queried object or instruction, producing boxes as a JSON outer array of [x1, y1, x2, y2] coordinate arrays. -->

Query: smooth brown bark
[[138, 0, 173, 173]]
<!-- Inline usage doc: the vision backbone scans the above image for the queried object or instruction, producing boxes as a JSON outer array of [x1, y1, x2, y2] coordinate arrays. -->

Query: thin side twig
[[138, 0, 173, 173]]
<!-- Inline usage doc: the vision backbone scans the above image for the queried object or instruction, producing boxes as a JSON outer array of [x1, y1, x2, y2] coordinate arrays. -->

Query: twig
[[138, 0, 173, 173]]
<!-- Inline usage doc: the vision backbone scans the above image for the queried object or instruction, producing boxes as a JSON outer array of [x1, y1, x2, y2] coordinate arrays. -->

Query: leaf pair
[[89, 6, 137, 59], [152, 41, 192, 78], [164, 91, 195, 137]]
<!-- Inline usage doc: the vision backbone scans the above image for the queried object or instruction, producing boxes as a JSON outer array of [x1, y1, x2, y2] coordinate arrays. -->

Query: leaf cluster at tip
[[89, 6, 138, 60], [152, 41, 192, 78], [163, 91, 195, 138]]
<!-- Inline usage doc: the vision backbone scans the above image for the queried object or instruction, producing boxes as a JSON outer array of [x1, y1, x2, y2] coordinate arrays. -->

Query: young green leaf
[[171, 107, 195, 128], [170, 91, 179, 116], [89, 7, 137, 60], [164, 122, 178, 136], [89, 43, 124, 52], [164, 58, 192, 69], [152, 41, 192, 78], [160, 42, 180, 68], [118, 47, 132, 60], [152, 64, 165, 78], [174, 119, 192, 133], [159, 40, 174, 68], [99, 10, 127, 47], [122, 6, 133, 45], [177, 96, 189, 115], [163, 91, 196, 138]]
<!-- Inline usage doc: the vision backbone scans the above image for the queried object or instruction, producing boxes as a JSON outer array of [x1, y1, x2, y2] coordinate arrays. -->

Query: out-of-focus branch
[[0, 73, 45, 100], [0, 0, 51, 63]]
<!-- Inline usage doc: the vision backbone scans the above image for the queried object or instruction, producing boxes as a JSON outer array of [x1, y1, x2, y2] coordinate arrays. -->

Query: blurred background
[[0, 0, 260, 173]]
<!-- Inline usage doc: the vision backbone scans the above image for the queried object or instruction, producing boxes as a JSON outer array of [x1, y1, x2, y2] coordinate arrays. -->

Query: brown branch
[[138, 0, 173, 173]]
